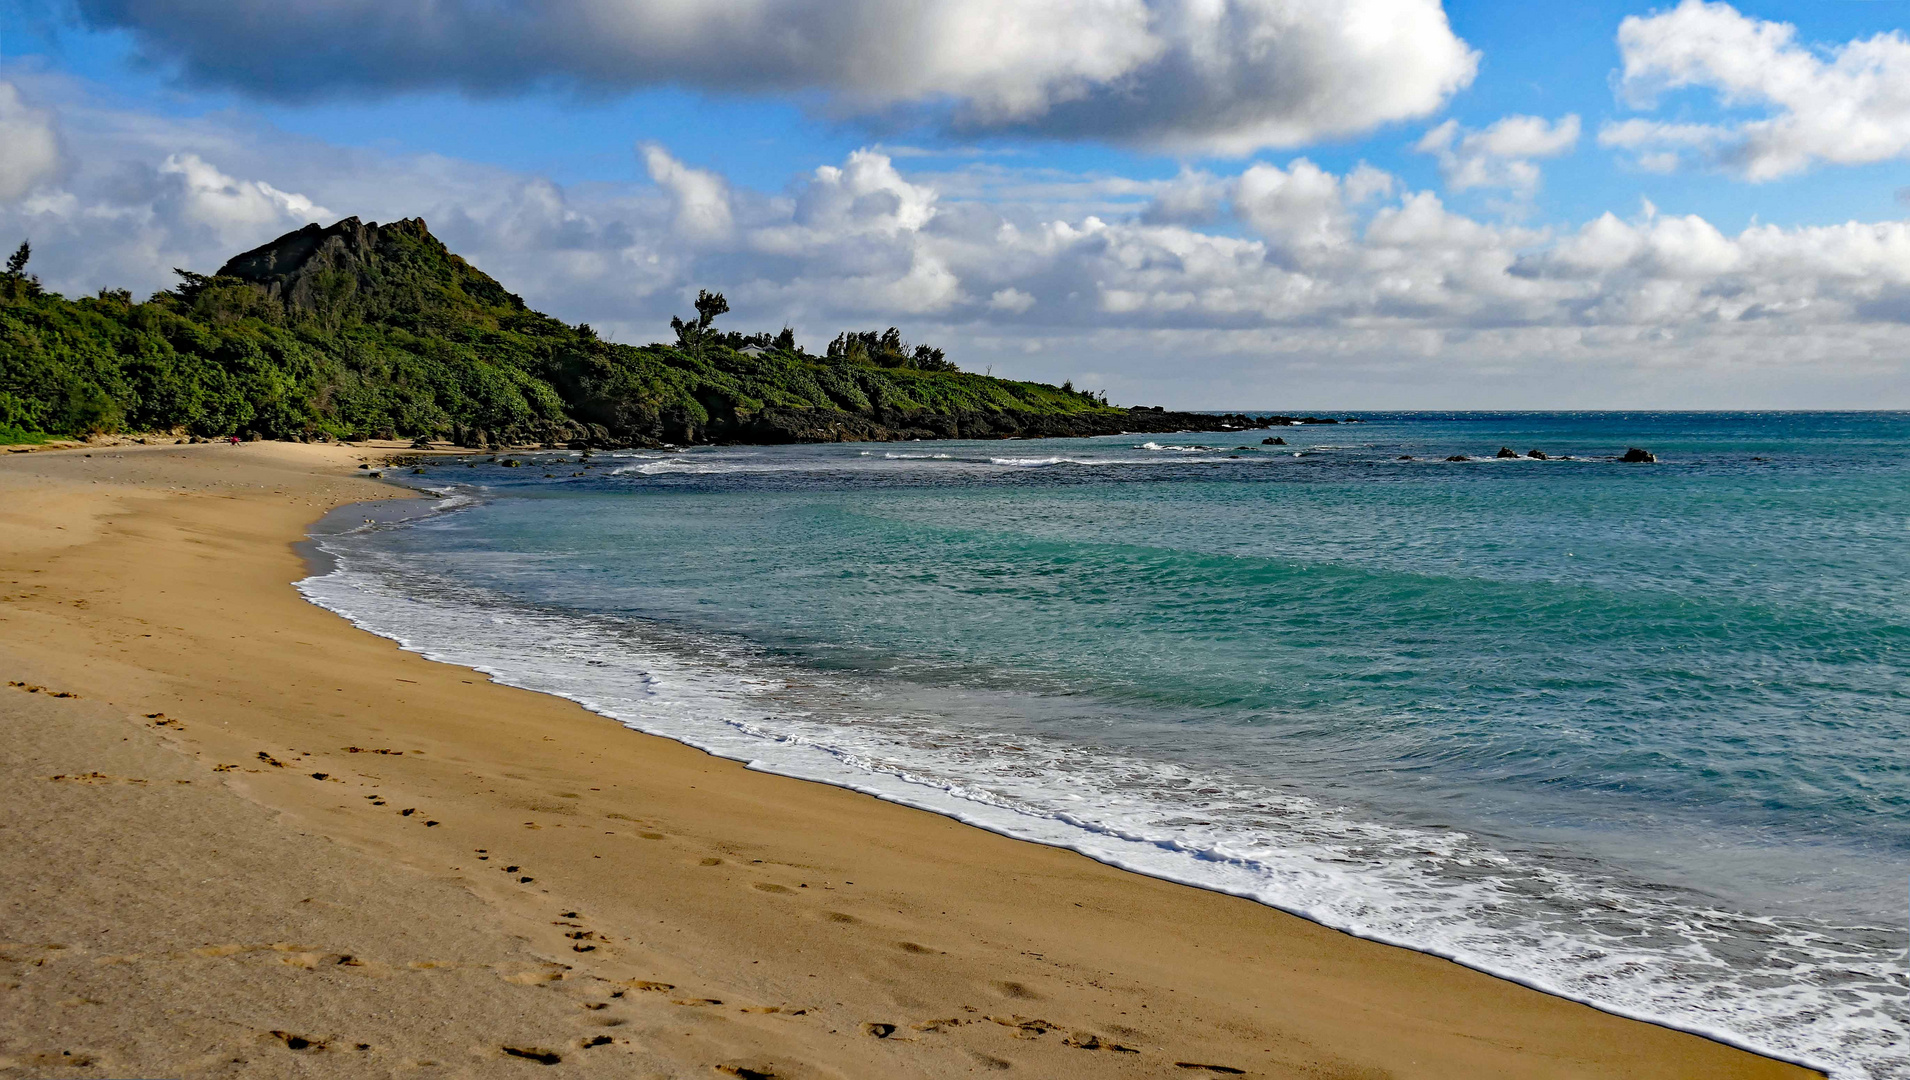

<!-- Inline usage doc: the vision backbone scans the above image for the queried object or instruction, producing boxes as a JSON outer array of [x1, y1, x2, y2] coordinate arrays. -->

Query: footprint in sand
[[268, 1030, 325, 1052], [989, 1015, 1059, 1039], [1175, 1064, 1247, 1075], [500, 1045, 562, 1064], [1063, 1032, 1139, 1053], [9, 681, 78, 698], [994, 980, 1041, 1000], [716, 1064, 777, 1079], [503, 970, 565, 986], [17, 1051, 97, 1068]]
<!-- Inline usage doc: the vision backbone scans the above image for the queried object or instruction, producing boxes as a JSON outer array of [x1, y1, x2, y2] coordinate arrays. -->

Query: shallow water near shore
[[300, 411, 1909, 1078]]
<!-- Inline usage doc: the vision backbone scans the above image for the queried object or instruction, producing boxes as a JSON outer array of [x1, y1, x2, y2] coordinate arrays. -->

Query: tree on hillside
[[670, 289, 729, 349], [1, 240, 41, 301], [825, 327, 957, 372]]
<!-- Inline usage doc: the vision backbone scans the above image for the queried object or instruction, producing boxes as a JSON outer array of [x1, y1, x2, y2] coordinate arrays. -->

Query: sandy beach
[[0, 440, 1818, 1079]]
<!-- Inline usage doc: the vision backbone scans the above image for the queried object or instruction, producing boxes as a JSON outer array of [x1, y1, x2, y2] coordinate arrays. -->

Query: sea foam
[[299, 518, 1899, 1079]]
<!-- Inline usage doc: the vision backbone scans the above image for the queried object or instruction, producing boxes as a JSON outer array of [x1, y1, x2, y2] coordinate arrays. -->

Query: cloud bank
[[3, 74, 1909, 407], [1608, 0, 1910, 179], [73, 0, 1477, 154]]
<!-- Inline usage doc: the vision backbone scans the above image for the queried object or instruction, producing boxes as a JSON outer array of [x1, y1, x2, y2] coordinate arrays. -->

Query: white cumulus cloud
[[642, 145, 733, 242], [989, 287, 1036, 313], [1416, 114, 1580, 194], [1607, 0, 1910, 179], [73, 0, 1477, 155], [157, 153, 330, 241], [0, 82, 63, 202]]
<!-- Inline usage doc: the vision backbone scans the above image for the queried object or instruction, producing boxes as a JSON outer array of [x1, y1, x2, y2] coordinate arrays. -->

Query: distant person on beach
[[228, 435, 240, 446]]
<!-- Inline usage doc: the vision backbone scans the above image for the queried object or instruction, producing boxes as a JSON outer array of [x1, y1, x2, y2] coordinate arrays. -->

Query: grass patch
[[0, 426, 56, 445]]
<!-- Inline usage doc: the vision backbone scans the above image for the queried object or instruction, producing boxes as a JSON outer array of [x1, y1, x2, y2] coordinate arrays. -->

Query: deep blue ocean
[[301, 412, 1909, 1077]]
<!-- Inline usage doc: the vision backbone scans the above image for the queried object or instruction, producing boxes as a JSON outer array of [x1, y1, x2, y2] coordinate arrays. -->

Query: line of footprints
[[244, 743, 1257, 1076]]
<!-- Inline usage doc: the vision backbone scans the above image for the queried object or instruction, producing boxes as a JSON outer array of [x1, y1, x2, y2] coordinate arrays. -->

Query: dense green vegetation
[[0, 219, 1121, 445]]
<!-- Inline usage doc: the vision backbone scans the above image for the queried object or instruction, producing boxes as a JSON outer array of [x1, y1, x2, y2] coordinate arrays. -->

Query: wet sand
[[0, 440, 1819, 1078]]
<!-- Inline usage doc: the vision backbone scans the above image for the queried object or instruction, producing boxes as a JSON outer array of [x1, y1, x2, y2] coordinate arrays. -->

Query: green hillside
[[0, 218, 1256, 446]]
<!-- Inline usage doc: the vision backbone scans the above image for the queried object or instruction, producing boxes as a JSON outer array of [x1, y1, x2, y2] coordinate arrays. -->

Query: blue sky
[[4, 0, 1910, 407]]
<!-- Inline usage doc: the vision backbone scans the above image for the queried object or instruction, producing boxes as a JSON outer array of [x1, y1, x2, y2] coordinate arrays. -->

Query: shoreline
[[302, 482, 1837, 1076], [0, 441, 1823, 1079]]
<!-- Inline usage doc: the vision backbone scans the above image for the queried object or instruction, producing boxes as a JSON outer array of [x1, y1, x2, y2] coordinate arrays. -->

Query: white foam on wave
[[298, 527, 1900, 1079], [416, 485, 487, 513], [988, 454, 1242, 467], [989, 456, 1086, 467], [584, 447, 1267, 476]]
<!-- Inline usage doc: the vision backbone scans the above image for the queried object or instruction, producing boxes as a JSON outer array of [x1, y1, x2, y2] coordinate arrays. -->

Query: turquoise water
[[303, 412, 1910, 1077]]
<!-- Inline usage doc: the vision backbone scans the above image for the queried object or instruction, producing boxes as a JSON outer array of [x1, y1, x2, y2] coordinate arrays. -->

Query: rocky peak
[[215, 216, 521, 318]]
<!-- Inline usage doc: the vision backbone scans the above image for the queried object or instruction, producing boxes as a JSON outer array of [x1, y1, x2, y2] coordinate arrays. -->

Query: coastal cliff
[[1, 219, 1273, 447]]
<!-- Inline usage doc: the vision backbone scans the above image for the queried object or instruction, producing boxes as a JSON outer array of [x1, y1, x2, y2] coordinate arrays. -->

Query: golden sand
[[0, 441, 1817, 1078]]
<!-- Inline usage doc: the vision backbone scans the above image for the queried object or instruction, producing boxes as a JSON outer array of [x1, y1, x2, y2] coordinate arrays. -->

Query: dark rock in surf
[[1446, 454, 1470, 462], [1263, 436, 1287, 445], [1526, 449, 1548, 459], [1620, 447, 1657, 463], [1495, 446, 1519, 458]]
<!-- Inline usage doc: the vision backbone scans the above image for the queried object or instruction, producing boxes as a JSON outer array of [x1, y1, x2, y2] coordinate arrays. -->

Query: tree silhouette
[[2, 240, 41, 300], [671, 289, 729, 348]]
